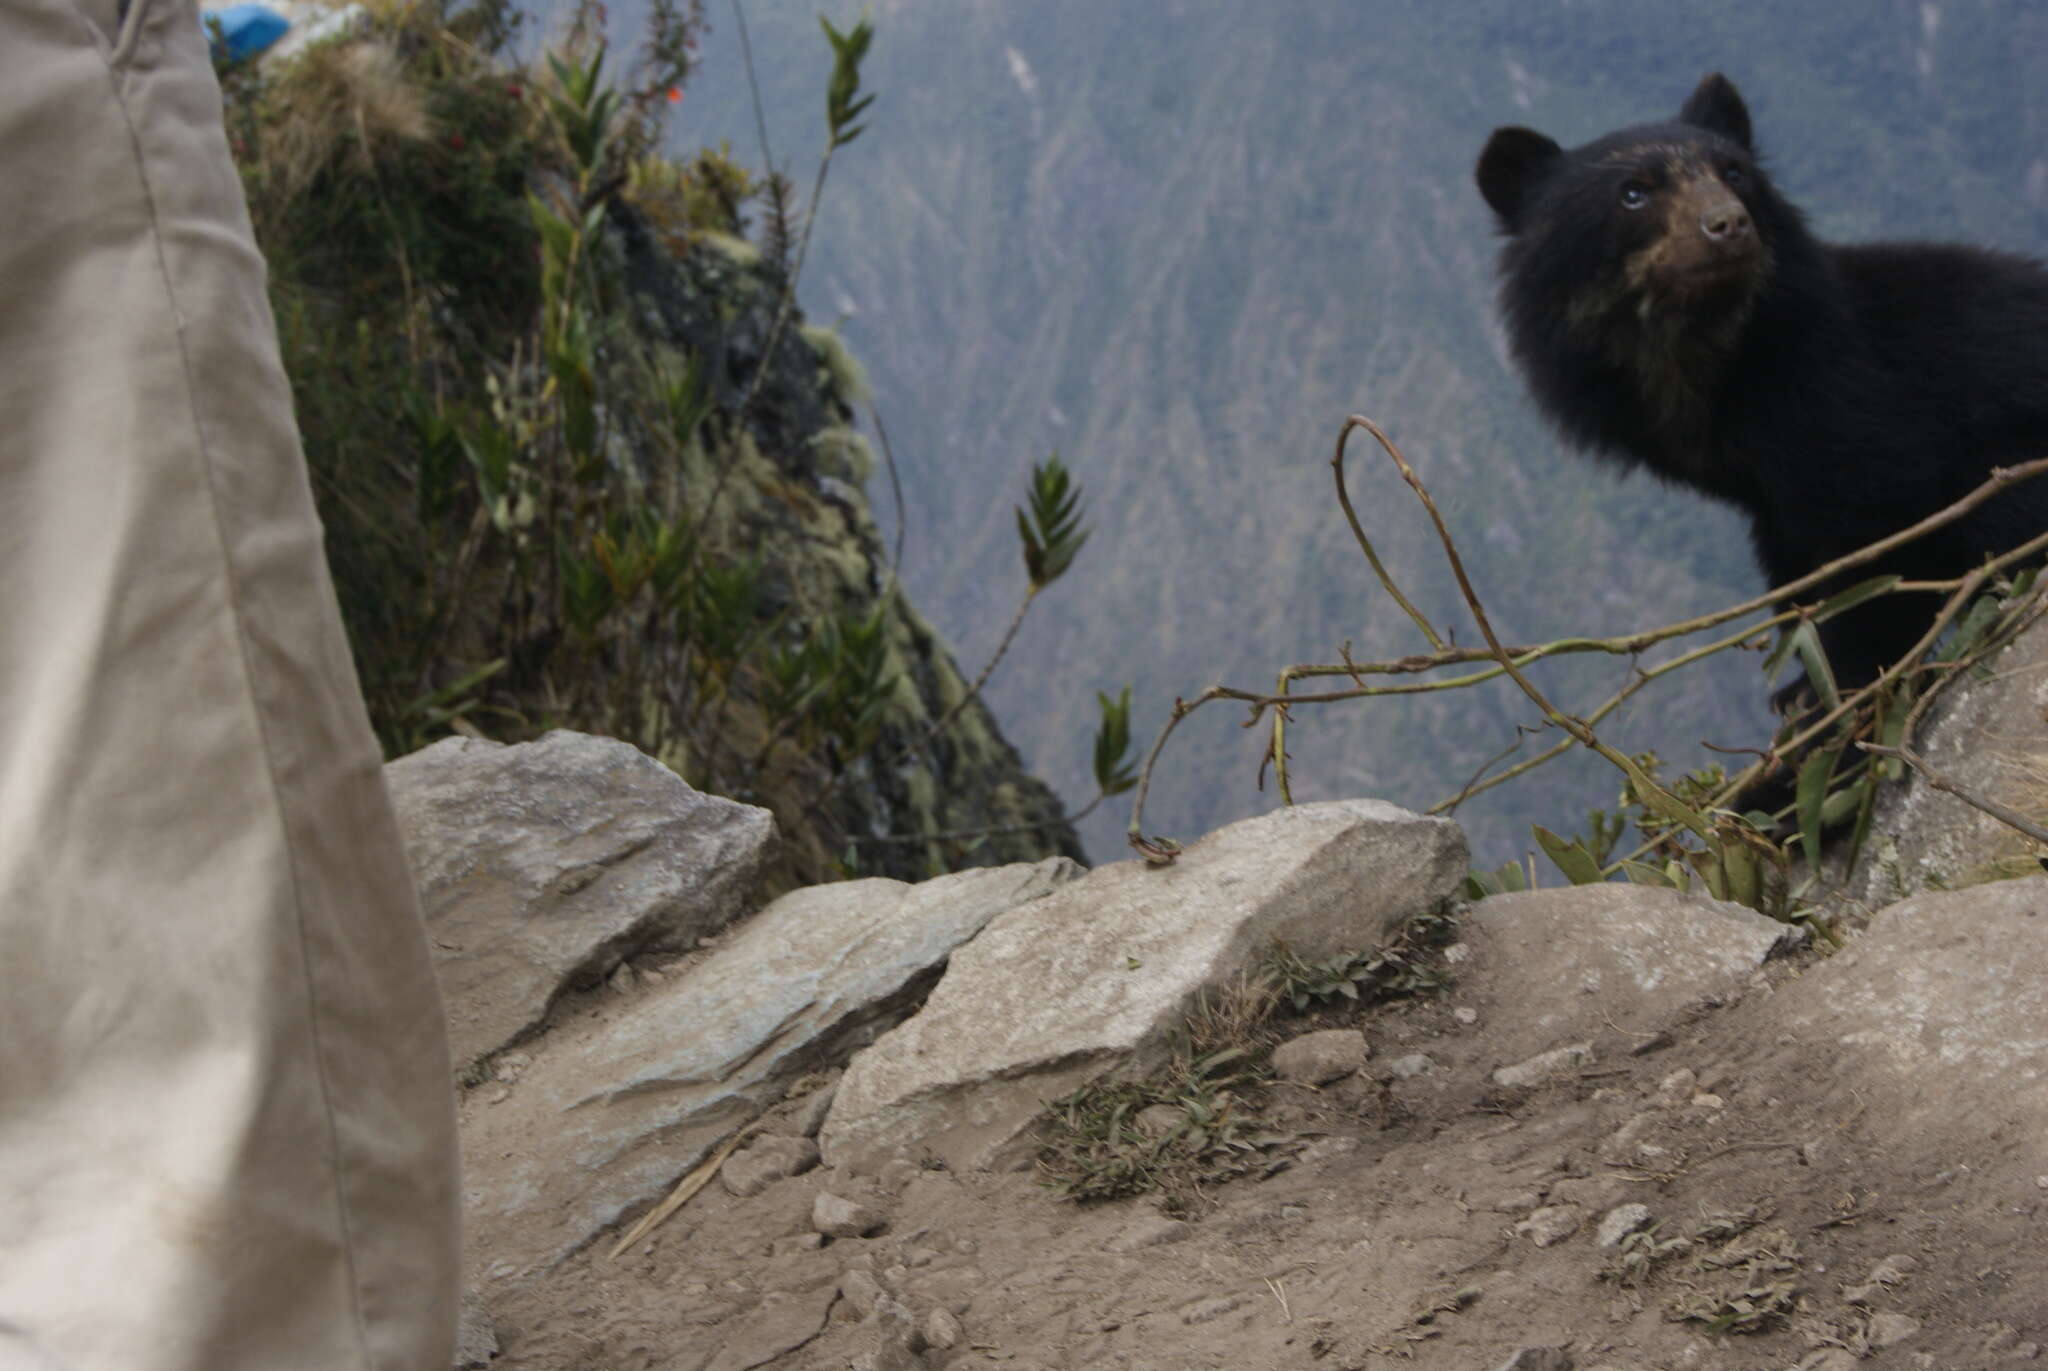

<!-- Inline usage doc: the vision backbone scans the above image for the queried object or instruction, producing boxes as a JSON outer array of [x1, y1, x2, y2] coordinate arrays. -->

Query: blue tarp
[[201, 4, 289, 61]]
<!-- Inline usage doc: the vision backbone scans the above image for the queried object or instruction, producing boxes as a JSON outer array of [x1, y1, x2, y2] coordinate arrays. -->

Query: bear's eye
[[1723, 163, 1747, 189], [1619, 182, 1650, 210]]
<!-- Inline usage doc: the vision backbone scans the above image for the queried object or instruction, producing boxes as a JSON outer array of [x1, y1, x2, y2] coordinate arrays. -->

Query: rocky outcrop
[[388, 730, 777, 1071], [818, 800, 1467, 1172], [1844, 626, 2048, 905], [458, 855, 1077, 1277]]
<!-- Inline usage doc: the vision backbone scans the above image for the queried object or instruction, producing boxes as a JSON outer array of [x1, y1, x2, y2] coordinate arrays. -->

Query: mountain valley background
[[591, 0, 2048, 864]]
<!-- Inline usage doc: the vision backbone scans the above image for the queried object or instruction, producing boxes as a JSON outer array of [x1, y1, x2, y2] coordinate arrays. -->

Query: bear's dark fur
[[1476, 74, 2048, 700]]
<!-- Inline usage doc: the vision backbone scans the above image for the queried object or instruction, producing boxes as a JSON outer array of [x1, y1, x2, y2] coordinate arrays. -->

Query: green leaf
[[1795, 747, 1839, 862], [1532, 824, 1604, 885], [1617, 859, 1680, 888], [1811, 574, 1902, 622]]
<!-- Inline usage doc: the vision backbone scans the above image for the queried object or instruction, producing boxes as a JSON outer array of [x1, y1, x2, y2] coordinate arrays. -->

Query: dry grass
[[263, 39, 432, 201]]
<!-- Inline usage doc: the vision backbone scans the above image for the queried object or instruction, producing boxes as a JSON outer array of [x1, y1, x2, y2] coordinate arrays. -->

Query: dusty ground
[[465, 928, 2048, 1371]]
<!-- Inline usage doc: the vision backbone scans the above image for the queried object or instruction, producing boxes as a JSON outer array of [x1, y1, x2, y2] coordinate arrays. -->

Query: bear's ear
[[1679, 72, 1753, 150], [1476, 126, 1563, 228]]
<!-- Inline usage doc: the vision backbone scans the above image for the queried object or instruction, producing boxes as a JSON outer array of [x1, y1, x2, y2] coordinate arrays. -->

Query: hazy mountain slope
[[650, 0, 2048, 861]]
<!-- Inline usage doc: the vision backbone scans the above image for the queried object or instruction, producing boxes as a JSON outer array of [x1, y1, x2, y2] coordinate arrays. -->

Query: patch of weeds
[[1601, 1220, 1693, 1288], [1260, 908, 1457, 1013], [1035, 977, 1303, 1211], [1665, 1222, 1803, 1333]]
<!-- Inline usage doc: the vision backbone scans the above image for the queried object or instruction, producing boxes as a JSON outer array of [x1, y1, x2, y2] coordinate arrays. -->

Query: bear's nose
[[1701, 200, 1752, 242]]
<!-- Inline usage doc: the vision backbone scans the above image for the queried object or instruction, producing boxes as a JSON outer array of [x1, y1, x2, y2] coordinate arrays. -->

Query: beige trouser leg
[[0, 2, 460, 1368]]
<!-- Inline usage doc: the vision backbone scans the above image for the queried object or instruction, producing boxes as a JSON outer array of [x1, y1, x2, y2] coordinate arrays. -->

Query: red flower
[[666, 86, 682, 104], [506, 83, 523, 100], [448, 132, 466, 150]]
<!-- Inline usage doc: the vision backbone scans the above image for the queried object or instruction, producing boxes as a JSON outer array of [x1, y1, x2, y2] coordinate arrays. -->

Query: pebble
[[1594, 1202, 1653, 1248], [1271, 1028, 1371, 1084], [1514, 1205, 1582, 1247], [1493, 1042, 1595, 1088], [813, 1192, 889, 1239], [1387, 1052, 1436, 1079], [923, 1307, 963, 1351], [1869, 1312, 1922, 1348], [722, 1135, 821, 1198]]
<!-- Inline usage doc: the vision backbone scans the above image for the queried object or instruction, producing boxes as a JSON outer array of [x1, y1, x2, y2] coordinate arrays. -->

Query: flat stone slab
[[461, 857, 1077, 1279], [819, 800, 1467, 1171], [388, 730, 776, 1070], [1768, 875, 2048, 1155], [1461, 885, 1795, 1069]]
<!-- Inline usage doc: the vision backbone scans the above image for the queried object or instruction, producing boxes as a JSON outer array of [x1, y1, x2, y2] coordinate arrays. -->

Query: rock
[[1387, 1052, 1436, 1079], [1845, 626, 2048, 903], [721, 1135, 821, 1198], [791, 1076, 839, 1138], [1767, 878, 2048, 1159], [822, 802, 1465, 1170], [1594, 1203, 1653, 1248], [1270, 1028, 1371, 1084], [1868, 1253, 1919, 1285], [922, 1308, 963, 1351], [1869, 1312, 1923, 1348], [838, 1269, 886, 1317], [1453, 1006, 1479, 1025], [1462, 886, 1792, 1069], [872, 1297, 924, 1371], [1132, 1103, 1184, 1137], [1492, 1041, 1595, 1088], [1106, 1215, 1193, 1252], [814, 1192, 889, 1239], [1491, 1351, 1573, 1371], [1514, 1205, 1582, 1247], [388, 730, 776, 1069], [705, 1285, 838, 1371], [453, 1291, 498, 1369], [461, 858, 1075, 1278]]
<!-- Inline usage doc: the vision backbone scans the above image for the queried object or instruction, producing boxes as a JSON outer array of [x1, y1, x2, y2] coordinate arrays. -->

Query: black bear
[[1475, 73, 2048, 715]]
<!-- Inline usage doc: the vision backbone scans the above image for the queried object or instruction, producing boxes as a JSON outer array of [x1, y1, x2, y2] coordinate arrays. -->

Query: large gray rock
[[1460, 885, 1794, 1070], [1844, 624, 2048, 906], [387, 730, 775, 1070], [819, 800, 1466, 1172], [1764, 876, 2048, 1157], [462, 857, 1077, 1278]]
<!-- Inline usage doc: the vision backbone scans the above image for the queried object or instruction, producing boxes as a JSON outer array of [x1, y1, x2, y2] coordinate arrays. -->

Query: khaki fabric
[[0, 2, 460, 1368]]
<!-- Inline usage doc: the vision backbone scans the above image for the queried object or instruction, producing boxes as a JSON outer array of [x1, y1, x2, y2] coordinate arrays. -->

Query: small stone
[[482, 1084, 511, 1105], [1271, 1028, 1371, 1084], [1180, 1294, 1244, 1325], [1493, 1042, 1595, 1088], [875, 1158, 922, 1193], [1107, 1215, 1192, 1252], [902, 1246, 941, 1268], [1868, 1253, 1919, 1285], [722, 1135, 822, 1198], [1453, 1006, 1479, 1025], [1387, 1052, 1436, 1079], [872, 1296, 924, 1371], [1656, 1067, 1698, 1104], [923, 1307, 963, 1351], [1443, 942, 1471, 963], [1490, 1350, 1573, 1371], [1491, 1190, 1543, 1214], [1514, 1205, 1582, 1247], [1869, 1312, 1923, 1348], [814, 1192, 888, 1239], [1690, 1092, 1725, 1109], [791, 1075, 840, 1138], [1594, 1203, 1653, 1248], [838, 1269, 885, 1317], [1133, 1103, 1184, 1138]]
